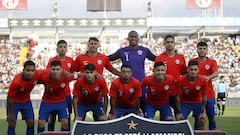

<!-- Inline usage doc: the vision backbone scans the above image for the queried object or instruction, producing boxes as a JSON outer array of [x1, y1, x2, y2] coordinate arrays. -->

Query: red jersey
[[177, 75, 208, 104], [73, 76, 108, 105], [8, 71, 40, 103], [46, 56, 75, 96], [191, 57, 218, 98], [142, 75, 175, 106], [109, 77, 142, 108], [39, 70, 74, 103], [155, 53, 187, 96], [74, 53, 113, 74]]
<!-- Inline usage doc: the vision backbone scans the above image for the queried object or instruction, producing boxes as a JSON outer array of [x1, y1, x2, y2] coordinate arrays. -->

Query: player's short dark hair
[[50, 60, 61, 67], [188, 60, 198, 67], [121, 64, 132, 70], [88, 37, 99, 42], [128, 30, 138, 37], [220, 75, 224, 79], [164, 34, 175, 41], [154, 61, 165, 68], [57, 40, 67, 47], [24, 60, 35, 68], [197, 41, 208, 47], [84, 63, 96, 71]]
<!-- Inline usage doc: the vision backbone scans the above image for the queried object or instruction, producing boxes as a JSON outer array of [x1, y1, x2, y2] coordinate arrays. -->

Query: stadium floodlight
[[103, 19, 111, 26], [114, 19, 123, 26], [91, 19, 99, 26], [10, 19, 18, 26], [22, 20, 30, 26], [67, 19, 76, 26], [33, 19, 41, 26], [137, 19, 146, 25], [56, 19, 64, 26], [126, 19, 134, 25], [80, 19, 88, 26], [44, 19, 53, 26]]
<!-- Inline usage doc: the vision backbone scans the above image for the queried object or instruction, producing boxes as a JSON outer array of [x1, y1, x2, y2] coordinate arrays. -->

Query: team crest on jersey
[[82, 89, 88, 95], [97, 60, 102, 65], [196, 86, 201, 91], [129, 88, 134, 93], [175, 59, 180, 64], [61, 83, 66, 88], [164, 85, 169, 90], [118, 90, 123, 96], [20, 88, 24, 92], [183, 87, 189, 94], [95, 87, 100, 92], [205, 64, 210, 70], [137, 50, 143, 55], [67, 63, 72, 68], [150, 88, 156, 95]]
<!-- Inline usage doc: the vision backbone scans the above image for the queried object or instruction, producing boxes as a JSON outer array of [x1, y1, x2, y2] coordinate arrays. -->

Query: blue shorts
[[7, 101, 34, 120], [115, 107, 136, 118], [206, 98, 217, 117], [145, 103, 172, 119], [77, 103, 104, 118], [39, 101, 69, 121], [66, 96, 72, 114], [181, 102, 202, 119]]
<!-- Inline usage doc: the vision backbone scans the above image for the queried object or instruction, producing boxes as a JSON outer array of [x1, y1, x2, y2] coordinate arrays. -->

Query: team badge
[[196, 86, 201, 91], [97, 60, 102, 65], [61, 83, 66, 88], [129, 88, 134, 93], [20, 88, 24, 92], [95, 87, 100, 92], [175, 59, 180, 64], [67, 63, 72, 68], [82, 89, 88, 96], [118, 90, 123, 96], [205, 64, 210, 70], [137, 50, 143, 55], [150, 88, 156, 95], [183, 87, 189, 94], [164, 85, 169, 90]]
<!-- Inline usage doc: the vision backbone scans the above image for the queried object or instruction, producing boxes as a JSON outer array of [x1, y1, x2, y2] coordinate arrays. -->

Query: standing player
[[154, 35, 187, 117], [214, 75, 228, 115], [142, 62, 174, 121], [108, 64, 142, 119], [7, 60, 39, 135], [175, 60, 208, 130], [73, 64, 108, 121], [191, 41, 218, 130], [108, 31, 156, 113], [46, 40, 74, 131], [37, 60, 74, 134], [74, 37, 120, 76]]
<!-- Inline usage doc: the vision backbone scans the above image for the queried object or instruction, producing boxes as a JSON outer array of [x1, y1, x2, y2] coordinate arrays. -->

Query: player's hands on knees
[[175, 113, 184, 121], [198, 112, 207, 121], [108, 113, 116, 120], [99, 115, 108, 121], [7, 115, 16, 126], [74, 116, 82, 121]]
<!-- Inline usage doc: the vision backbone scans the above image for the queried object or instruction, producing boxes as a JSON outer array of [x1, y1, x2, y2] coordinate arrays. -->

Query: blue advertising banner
[[72, 113, 194, 135]]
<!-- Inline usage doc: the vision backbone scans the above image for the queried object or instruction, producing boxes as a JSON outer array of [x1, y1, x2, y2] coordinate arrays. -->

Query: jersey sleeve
[[104, 56, 114, 71], [100, 78, 109, 95], [108, 49, 120, 61], [146, 47, 156, 61], [109, 81, 118, 97], [134, 79, 142, 98]]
